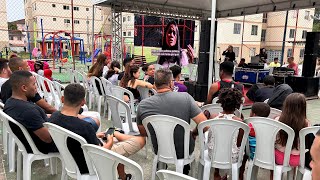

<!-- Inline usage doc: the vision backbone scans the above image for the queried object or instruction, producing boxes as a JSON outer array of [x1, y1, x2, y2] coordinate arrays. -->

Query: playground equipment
[[88, 34, 112, 63], [42, 31, 85, 68]]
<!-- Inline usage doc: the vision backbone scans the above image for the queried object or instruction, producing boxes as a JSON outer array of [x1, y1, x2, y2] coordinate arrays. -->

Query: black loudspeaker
[[304, 32, 320, 55], [302, 55, 317, 77], [302, 32, 320, 77], [286, 76, 320, 97], [197, 20, 211, 84]]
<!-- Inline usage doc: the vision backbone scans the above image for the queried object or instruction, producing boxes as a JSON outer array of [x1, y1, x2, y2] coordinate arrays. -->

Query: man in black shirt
[[254, 75, 275, 102], [1, 57, 56, 113], [50, 83, 145, 179], [4, 71, 57, 154]]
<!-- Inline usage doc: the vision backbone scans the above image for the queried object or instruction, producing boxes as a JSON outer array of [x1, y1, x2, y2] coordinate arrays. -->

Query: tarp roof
[[93, 0, 320, 18]]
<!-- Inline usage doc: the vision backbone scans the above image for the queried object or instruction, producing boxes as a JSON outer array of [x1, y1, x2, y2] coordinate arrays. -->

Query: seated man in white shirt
[[0, 58, 12, 93]]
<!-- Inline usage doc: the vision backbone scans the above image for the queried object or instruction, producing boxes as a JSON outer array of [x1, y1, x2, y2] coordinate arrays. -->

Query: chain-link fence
[[1, 0, 318, 82]]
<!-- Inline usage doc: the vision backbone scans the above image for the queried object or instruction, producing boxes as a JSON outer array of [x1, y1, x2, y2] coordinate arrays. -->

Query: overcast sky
[[7, 0, 25, 22]]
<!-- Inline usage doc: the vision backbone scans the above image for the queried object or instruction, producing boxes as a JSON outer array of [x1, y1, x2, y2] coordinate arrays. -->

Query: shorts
[[111, 138, 142, 157], [82, 117, 99, 132], [274, 149, 300, 167]]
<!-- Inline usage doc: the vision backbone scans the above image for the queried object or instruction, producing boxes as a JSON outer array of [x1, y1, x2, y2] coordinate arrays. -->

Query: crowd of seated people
[[105, 60, 121, 85], [2, 53, 320, 180], [120, 64, 153, 102]]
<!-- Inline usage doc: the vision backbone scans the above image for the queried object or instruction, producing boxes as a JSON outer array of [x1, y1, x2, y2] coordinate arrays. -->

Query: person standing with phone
[[222, 45, 236, 62], [50, 84, 145, 180]]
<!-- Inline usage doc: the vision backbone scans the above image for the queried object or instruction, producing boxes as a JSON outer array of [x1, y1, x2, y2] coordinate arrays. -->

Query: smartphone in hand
[[102, 127, 115, 141]]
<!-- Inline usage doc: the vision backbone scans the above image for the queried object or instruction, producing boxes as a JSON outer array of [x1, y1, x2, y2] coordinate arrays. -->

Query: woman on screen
[[157, 21, 194, 67]]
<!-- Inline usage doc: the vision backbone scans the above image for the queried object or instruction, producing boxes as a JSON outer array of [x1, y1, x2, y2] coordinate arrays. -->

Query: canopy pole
[[281, 10, 289, 65], [208, 0, 217, 90]]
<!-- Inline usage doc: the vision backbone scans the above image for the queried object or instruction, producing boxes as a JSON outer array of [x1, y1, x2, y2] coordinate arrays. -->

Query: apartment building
[[24, 0, 112, 55], [8, 19, 27, 52], [263, 9, 314, 63], [216, 14, 263, 63], [122, 12, 134, 56], [0, 0, 9, 50], [216, 9, 314, 64]]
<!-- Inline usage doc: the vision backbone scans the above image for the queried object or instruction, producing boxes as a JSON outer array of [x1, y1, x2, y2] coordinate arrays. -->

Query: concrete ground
[[1, 98, 320, 180]]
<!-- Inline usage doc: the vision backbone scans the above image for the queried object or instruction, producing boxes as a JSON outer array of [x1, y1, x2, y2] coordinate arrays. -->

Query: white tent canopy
[[93, 0, 320, 18], [93, 0, 320, 88]]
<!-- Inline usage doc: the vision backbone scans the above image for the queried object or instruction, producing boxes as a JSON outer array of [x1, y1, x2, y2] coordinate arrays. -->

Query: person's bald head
[[9, 57, 30, 72]]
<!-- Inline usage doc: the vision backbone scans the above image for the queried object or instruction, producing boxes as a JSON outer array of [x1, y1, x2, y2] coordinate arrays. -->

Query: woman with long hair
[[157, 21, 194, 67], [120, 65, 153, 101], [88, 54, 108, 95], [275, 93, 310, 167], [105, 60, 120, 85], [88, 54, 108, 78]]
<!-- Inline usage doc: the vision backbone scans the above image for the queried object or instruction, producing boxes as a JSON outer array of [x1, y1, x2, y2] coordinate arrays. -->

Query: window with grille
[[251, 25, 258, 35], [233, 47, 240, 57], [261, 29, 266, 42], [302, 30, 307, 39], [74, 20, 80, 24], [287, 49, 293, 57], [64, 19, 70, 24], [233, 23, 241, 34], [300, 49, 305, 58], [74, 7, 79, 11], [289, 29, 295, 38], [63, 5, 69, 10]]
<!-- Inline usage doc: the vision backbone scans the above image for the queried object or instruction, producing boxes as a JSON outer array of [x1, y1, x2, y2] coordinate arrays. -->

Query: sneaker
[[126, 174, 132, 180], [118, 174, 132, 180]]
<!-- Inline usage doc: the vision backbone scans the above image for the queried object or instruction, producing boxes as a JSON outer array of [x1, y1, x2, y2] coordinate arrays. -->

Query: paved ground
[[1, 98, 320, 180]]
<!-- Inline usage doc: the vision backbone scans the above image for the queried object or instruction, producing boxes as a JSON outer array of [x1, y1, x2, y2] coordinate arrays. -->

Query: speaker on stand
[[287, 32, 320, 98]]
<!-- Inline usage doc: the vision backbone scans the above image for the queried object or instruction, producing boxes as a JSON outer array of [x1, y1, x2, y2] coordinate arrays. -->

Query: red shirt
[[288, 63, 298, 75]]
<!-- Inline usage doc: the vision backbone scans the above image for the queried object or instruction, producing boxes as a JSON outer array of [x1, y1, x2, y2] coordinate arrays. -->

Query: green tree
[[313, 8, 320, 32], [7, 22, 17, 30]]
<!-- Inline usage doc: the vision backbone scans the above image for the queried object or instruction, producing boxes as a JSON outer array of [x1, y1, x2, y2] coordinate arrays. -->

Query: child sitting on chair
[[206, 88, 243, 179]]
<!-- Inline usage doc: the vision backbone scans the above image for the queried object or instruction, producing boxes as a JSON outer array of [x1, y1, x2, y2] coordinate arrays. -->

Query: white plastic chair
[[44, 122, 97, 180], [201, 104, 241, 118], [296, 127, 320, 180], [137, 86, 156, 100], [268, 108, 282, 119], [157, 170, 197, 180], [187, 64, 198, 81], [0, 111, 62, 180], [100, 77, 113, 119], [42, 78, 59, 107], [200, 104, 223, 115], [82, 144, 144, 180], [197, 119, 249, 180], [31, 72, 44, 98], [142, 115, 195, 180], [111, 86, 136, 119], [105, 95, 139, 135], [244, 117, 295, 180], [89, 76, 105, 114], [0, 104, 15, 173]]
